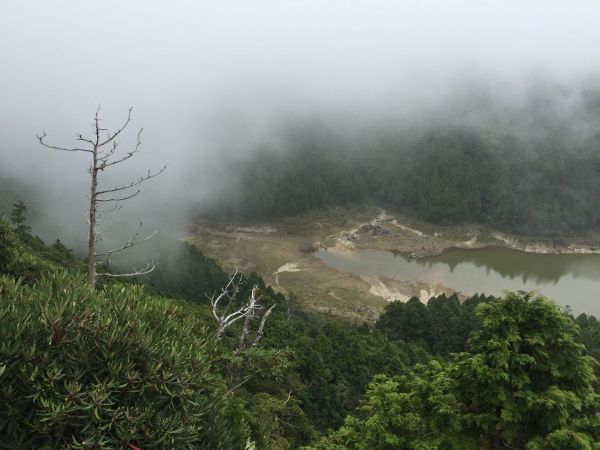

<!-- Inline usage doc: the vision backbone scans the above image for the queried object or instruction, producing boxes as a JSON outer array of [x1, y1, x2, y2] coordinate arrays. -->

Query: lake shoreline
[[326, 209, 600, 259], [188, 205, 600, 321], [315, 246, 600, 315]]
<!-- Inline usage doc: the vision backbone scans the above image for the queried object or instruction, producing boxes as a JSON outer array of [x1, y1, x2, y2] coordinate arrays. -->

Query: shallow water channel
[[314, 247, 600, 316]]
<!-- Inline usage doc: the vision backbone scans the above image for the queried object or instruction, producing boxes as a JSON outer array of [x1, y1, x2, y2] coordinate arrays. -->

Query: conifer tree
[[10, 200, 30, 233]]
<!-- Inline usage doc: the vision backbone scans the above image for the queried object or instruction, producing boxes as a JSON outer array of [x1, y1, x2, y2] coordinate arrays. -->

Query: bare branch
[[98, 106, 132, 146], [96, 165, 166, 195], [99, 128, 143, 169], [283, 390, 293, 406], [251, 303, 277, 348], [96, 201, 123, 218], [97, 259, 158, 278], [218, 310, 250, 334], [98, 140, 120, 164], [96, 189, 141, 203], [238, 285, 261, 351], [37, 132, 93, 153], [94, 104, 101, 145], [221, 306, 253, 328], [95, 224, 157, 257], [209, 269, 241, 313], [76, 133, 95, 145], [223, 376, 252, 397], [210, 271, 254, 338], [211, 277, 278, 351]]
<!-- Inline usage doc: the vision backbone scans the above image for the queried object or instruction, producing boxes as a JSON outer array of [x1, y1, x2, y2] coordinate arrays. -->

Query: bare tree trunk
[[237, 285, 259, 352], [251, 304, 276, 348], [38, 106, 164, 288], [238, 313, 252, 352], [88, 149, 98, 286]]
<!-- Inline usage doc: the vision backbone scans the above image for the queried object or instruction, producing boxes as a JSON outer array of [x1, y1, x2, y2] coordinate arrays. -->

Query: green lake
[[314, 247, 600, 316]]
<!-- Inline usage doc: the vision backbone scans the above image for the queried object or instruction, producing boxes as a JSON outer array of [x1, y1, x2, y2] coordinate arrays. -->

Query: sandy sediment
[[273, 262, 307, 274], [390, 219, 427, 237], [360, 274, 462, 304]]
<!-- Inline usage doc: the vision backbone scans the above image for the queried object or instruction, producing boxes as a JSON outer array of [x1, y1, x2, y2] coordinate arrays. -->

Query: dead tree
[[37, 106, 165, 286], [238, 285, 277, 351], [209, 270, 277, 350]]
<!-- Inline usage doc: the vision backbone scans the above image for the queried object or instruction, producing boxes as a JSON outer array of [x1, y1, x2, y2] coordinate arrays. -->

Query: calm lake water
[[314, 247, 600, 316]]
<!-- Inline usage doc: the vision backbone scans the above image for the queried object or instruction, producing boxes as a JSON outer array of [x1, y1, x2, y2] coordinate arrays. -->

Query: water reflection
[[418, 247, 600, 285], [314, 247, 600, 316]]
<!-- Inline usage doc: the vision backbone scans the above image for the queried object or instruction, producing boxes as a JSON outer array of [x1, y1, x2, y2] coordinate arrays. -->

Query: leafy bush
[[309, 292, 600, 449], [0, 271, 249, 449], [0, 220, 56, 284], [375, 293, 494, 355]]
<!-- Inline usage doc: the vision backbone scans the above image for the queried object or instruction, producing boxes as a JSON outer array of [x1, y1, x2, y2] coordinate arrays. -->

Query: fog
[[1, 0, 600, 253]]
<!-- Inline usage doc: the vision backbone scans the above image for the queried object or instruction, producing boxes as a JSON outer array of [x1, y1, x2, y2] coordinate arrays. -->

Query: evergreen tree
[[452, 291, 600, 448], [10, 200, 30, 233], [310, 292, 600, 449]]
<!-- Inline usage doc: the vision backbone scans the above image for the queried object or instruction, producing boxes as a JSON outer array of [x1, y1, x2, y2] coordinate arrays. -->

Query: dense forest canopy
[[208, 81, 600, 236]]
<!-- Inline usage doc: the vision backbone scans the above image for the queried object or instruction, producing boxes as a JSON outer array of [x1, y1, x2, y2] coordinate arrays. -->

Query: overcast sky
[[1, 0, 600, 243]]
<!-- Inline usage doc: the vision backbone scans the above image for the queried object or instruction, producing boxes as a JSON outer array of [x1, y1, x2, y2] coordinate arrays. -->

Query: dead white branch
[[97, 106, 132, 146], [37, 131, 93, 153], [95, 222, 157, 257], [97, 259, 159, 278], [210, 270, 247, 338], [238, 285, 262, 351], [251, 303, 277, 348], [96, 167, 166, 196], [210, 276, 277, 350]]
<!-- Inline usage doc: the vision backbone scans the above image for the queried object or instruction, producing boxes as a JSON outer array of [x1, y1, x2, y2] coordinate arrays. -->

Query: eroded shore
[[188, 206, 600, 322]]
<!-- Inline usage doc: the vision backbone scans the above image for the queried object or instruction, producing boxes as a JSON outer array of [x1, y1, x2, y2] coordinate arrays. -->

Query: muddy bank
[[489, 231, 600, 255], [327, 209, 600, 259]]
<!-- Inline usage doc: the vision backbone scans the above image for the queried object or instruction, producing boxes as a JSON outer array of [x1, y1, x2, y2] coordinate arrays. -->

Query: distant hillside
[[210, 82, 600, 236]]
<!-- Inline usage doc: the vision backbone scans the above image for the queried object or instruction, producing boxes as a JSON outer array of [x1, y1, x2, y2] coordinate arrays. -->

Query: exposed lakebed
[[315, 246, 600, 316]]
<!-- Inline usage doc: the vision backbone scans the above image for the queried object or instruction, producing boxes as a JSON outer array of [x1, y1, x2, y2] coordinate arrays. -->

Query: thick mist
[[2, 1, 600, 255]]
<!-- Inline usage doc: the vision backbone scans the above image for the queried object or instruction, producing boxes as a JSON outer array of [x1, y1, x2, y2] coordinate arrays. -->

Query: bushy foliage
[[307, 363, 464, 450], [376, 293, 493, 355], [452, 292, 600, 447], [0, 271, 249, 449], [0, 220, 56, 283], [260, 317, 429, 431], [576, 314, 600, 364], [18, 231, 83, 271], [309, 292, 600, 449]]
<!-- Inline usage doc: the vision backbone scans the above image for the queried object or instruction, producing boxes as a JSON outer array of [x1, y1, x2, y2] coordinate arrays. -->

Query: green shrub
[[0, 271, 249, 449], [0, 220, 56, 284]]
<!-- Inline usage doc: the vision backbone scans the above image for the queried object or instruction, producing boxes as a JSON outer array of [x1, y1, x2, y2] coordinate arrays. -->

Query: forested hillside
[[212, 83, 600, 236], [3, 216, 600, 448]]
